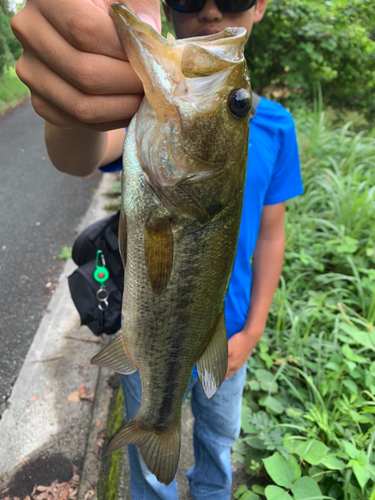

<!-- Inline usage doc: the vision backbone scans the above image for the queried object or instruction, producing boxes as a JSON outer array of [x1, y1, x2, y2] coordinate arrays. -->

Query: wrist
[[45, 122, 108, 176]]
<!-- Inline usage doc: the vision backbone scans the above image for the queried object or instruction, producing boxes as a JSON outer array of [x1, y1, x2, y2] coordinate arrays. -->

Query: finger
[[13, 5, 143, 96], [29, 0, 125, 59], [125, 0, 162, 32], [31, 93, 131, 131], [16, 54, 142, 127]]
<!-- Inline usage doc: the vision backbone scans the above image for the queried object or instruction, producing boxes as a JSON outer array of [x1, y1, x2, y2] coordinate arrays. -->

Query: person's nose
[[198, 0, 223, 22]]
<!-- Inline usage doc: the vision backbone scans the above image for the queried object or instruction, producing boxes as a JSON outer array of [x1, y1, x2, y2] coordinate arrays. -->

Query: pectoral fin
[[144, 219, 173, 295], [197, 311, 228, 400], [90, 331, 136, 374]]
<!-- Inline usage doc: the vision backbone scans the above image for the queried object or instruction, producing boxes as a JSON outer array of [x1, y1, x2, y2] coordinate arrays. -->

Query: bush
[[0, 0, 22, 75], [246, 0, 375, 120]]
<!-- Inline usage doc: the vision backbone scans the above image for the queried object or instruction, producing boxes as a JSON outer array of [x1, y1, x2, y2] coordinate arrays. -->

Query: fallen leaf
[[95, 420, 101, 427], [29, 395, 37, 402], [36, 486, 49, 492], [84, 490, 95, 500], [20, 275, 33, 282], [67, 390, 80, 403]]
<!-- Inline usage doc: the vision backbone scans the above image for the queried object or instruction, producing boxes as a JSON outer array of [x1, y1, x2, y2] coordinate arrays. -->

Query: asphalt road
[[0, 100, 101, 414]]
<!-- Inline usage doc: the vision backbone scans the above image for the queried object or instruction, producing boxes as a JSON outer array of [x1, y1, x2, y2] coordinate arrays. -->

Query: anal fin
[[90, 331, 136, 375], [197, 310, 228, 400], [102, 419, 181, 486]]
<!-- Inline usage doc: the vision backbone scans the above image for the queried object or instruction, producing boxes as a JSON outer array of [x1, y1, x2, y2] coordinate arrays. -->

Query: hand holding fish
[[11, 0, 161, 130]]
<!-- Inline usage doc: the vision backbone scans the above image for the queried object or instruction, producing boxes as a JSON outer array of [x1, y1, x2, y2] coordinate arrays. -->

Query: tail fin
[[102, 419, 181, 485]]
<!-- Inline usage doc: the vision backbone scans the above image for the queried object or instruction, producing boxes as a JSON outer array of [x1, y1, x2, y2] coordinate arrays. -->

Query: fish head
[[111, 3, 251, 183]]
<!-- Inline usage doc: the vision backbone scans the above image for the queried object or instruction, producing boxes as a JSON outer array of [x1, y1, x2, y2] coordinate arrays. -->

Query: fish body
[[91, 4, 251, 485]]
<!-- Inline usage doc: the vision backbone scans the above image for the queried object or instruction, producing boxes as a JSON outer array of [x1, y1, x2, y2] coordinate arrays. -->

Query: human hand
[[11, 0, 161, 131], [226, 328, 262, 379]]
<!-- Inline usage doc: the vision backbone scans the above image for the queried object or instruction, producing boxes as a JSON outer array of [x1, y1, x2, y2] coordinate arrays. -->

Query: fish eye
[[228, 89, 251, 119]]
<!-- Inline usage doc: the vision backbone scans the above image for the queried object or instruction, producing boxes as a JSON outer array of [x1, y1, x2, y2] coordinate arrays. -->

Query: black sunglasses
[[163, 0, 257, 14]]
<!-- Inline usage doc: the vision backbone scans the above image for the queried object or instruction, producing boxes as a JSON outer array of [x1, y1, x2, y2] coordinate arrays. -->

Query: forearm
[[45, 123, 108, 176], [226, 203, 286, 378], [45, 123, 125, 177], [244, 228, 285, 343]]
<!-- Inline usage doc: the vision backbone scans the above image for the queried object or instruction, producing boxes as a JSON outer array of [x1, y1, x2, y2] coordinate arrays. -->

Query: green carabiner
[[93, 250, 109, 285]]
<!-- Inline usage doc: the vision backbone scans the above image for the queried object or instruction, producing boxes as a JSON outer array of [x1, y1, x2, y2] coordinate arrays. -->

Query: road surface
[[0, 100, 101, 414]]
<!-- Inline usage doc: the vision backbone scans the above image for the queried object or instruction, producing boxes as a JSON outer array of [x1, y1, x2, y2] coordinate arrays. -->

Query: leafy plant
[[246, 0, 375, 120], [0, 0, 22, 75], [58, 245, 72, 260]]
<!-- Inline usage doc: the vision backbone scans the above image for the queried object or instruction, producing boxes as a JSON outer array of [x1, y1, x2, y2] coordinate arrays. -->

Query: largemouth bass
[[91, 3, 251, 485]]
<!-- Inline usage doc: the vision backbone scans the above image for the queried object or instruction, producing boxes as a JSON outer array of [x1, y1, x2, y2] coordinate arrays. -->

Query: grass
[[0, 65, 29, 115]]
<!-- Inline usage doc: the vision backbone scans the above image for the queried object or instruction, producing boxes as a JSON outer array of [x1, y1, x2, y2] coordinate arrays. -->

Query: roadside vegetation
[[233, 108, 375, 499], [0, 0, 29, 114], [0, 64, 29, 114]]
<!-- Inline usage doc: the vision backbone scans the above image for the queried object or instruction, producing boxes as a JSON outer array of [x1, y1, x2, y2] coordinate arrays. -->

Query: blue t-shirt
[[224, 97, 303, 339], [101, 97, 303, 360]]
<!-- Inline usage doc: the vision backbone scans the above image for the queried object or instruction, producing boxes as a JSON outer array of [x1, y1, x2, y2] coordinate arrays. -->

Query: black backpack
[[68, 212, 123, 335], [68, 93, 261, 336]]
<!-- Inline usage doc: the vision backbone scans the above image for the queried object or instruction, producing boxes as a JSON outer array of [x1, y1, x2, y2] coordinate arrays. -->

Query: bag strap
[[250, 92, 261, 120]]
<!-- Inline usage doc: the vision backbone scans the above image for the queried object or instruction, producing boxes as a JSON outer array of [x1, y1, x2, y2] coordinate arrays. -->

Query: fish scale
[[91, 3, 252, 485]]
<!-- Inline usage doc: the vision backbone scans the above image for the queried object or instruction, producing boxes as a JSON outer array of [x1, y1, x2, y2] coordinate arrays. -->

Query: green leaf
[[260, 352, 274, 369], [342, 441, 360, 459], [255, 369, 279, 392], [249, 380, 261, 391], [283, 434, 304, 453], [291, 476, 323, 500], [295, 440, 329, 465], [240, 493, 260, 500], [234, 485, 248, 499], [265, 486, 293, 500], [252, 485, 265, 495], [321, 454, 346, 470], [349, 459, 371, 490], [263, 452, 295, 488], [241, 405, 254, 433], [369, 482, 375, 500], [244, 437, 268, 450], [289, 454, 302, 482], [339, 322, 374, 350], [263, 396, 284, 414], [233, 484, 249, 499], [342, 379, 358, 395]]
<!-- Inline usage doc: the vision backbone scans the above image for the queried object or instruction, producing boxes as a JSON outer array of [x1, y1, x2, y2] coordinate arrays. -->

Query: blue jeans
[[120, 363, 247, 500]]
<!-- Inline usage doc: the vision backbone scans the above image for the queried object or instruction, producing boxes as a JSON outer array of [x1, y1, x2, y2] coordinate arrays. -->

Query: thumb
[[127, 0, 162, 33]]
